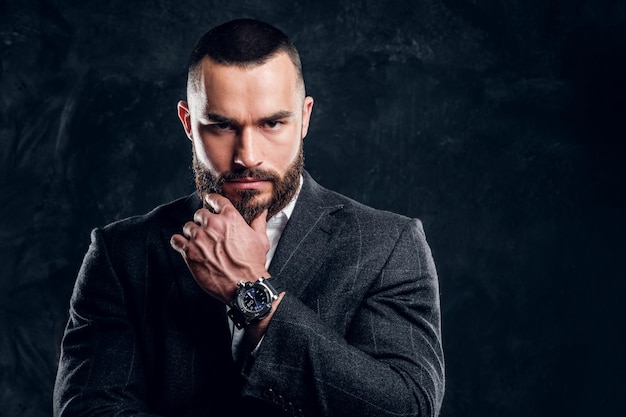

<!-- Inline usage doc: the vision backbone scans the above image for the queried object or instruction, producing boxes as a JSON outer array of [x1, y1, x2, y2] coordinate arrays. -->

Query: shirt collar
[[265, 175, 303, 268]]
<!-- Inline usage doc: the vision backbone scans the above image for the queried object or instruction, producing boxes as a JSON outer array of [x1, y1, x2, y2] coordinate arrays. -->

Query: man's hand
[[170, 193, 271, 305]]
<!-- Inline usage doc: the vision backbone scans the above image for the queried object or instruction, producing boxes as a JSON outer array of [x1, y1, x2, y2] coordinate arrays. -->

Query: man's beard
[[193, 145, 304, 224]]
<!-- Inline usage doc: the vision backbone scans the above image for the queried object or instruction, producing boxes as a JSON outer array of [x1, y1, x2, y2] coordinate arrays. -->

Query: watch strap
[[227, 305, 248, 330], [264, 276, 285, 294]]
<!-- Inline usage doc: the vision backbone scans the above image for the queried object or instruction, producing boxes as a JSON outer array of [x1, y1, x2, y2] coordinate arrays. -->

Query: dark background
[[1, 0, 625, 416]]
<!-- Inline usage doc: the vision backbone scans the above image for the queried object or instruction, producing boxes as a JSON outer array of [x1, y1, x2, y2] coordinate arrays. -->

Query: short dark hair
[[187, 18, 304, 93]]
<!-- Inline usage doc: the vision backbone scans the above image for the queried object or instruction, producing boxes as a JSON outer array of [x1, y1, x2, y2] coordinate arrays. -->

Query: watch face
[[241, 286, 270, 314]]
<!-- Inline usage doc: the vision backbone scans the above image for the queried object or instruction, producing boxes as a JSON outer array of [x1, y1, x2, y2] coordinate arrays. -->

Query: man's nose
[[233, 127, 262, 169]]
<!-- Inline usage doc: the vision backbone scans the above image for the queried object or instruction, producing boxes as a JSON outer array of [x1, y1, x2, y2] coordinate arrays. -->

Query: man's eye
[[265, 121, 282, 129], [211, 122, 232, 131]]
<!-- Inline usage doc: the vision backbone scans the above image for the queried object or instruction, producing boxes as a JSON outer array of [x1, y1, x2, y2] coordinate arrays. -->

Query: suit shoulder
[[99, 193, 199, 242], [313, 184, 420, 239]]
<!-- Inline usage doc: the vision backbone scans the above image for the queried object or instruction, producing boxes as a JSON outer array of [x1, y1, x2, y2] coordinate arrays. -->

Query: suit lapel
[[160, 193, 234, 365], [268, 172, 344, 298], [160, 193, 204, 305]]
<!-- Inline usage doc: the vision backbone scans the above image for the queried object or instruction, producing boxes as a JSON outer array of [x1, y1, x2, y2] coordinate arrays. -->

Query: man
[[54, 18, 444, 417]]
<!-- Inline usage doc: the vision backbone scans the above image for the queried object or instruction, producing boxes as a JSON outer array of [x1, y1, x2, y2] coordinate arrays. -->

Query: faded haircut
[[186, 18, 304, 96]]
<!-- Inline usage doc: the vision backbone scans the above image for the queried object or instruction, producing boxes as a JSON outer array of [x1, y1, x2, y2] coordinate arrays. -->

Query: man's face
[[178, 53, 314, 223]]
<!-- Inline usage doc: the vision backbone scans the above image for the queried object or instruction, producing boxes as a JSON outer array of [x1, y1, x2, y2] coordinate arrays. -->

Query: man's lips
[[223, 178, 270, 190]]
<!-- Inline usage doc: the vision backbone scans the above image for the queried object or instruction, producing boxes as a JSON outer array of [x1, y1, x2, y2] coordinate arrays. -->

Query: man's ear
[[177, 100, 193, 140], [301, 96, 314, 139]]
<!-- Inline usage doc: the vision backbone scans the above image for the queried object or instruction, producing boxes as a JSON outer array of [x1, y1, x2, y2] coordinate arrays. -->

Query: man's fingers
[[170, 234, 187, 253], [182, 221, 198, 238], [193, 208, 212, 226], [205, 193, 233, 214]]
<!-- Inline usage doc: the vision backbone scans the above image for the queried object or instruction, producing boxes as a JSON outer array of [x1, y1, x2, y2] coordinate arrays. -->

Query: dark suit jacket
[[54, 172, 444, 417]]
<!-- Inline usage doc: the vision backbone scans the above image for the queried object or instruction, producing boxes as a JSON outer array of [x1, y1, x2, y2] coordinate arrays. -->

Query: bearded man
[[54, 18, 445, 417]]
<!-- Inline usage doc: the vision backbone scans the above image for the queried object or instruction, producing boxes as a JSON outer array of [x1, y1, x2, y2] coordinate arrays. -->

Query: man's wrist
[[244, 292, 284, 345]]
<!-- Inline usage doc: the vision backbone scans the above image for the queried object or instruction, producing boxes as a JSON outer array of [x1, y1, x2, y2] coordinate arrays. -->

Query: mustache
[[217, 168, 280, 184]]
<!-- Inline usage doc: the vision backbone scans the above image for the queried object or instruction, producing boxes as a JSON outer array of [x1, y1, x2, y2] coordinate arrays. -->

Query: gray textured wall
[[1, 0, 625, 416]]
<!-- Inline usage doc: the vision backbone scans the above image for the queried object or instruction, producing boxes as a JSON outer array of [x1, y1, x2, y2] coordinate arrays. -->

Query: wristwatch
[[227, 277, 280, 329]]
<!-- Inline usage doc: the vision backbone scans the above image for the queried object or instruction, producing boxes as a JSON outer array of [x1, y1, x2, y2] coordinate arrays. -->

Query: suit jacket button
[[295, 408, 304, 417], [264, 388, 276, 400], [283, 401, 294, 413], [275, 394, 285, 406]]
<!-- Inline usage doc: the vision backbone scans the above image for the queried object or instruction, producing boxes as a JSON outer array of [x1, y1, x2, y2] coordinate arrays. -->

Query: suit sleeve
[[241, 219, 445, 417], [53, 228, 161, 417]]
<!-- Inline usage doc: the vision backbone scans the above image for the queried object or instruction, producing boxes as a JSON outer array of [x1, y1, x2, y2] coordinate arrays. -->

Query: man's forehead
[[189, 52, 303, 94], [199, 52, 295, 76]]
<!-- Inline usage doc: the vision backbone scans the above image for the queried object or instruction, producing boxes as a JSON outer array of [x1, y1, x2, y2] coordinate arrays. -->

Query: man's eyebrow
[[260, 110, 294, 122], [205, 113, 234, 124], [205, 111, 294, 124]]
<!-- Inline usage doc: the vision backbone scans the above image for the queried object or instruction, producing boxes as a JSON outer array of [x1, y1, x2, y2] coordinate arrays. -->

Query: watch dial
[[242, 287, 268, 313]]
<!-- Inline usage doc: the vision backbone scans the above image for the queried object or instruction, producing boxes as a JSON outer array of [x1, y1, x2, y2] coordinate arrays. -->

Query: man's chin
[[226, 191, 271, 223], [225, 189, 266, 205]]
